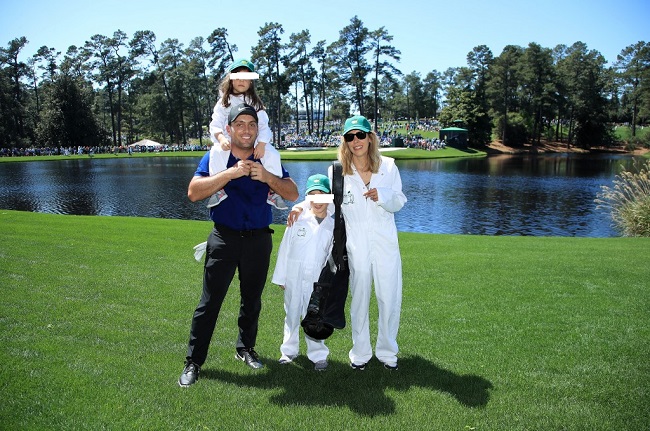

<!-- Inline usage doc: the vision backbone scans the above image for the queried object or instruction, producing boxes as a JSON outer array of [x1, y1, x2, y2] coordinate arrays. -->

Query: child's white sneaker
[[267, 191, 288, 210], [206, 189, 228, 208], [278, 354, 296, 364]]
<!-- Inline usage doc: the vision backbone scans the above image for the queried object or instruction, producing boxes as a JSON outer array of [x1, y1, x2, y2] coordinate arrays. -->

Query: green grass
[[0, 146, 485, 163], [613, 125, 650, 141], [0, 151, 207, 163], [1, 210, 649, 430], [279, 146, 484, 161]]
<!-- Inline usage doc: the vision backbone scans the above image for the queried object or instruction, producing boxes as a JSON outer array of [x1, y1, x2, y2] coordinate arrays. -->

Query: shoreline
[[482, 140, 650, 156], [1, 141, 647, 164]]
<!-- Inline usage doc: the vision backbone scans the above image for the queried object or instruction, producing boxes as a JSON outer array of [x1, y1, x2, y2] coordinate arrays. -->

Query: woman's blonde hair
[[218, 71, 265, 111], [338, 131, 382, 176]]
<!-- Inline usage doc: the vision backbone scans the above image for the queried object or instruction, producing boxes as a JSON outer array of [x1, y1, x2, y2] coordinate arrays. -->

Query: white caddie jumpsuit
[[272, 206, 334, 363], [329, 156, 407, 366]]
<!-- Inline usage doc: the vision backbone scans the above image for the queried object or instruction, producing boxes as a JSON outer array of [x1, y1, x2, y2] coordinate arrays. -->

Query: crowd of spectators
[[1, 118, 450, 157], [280, 118, 446, 151], [0, 143, 208, 157], [401, 136, 447, 151], [279, 120, 341, 148]]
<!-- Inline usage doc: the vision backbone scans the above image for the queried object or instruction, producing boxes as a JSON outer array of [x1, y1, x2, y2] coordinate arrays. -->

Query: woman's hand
[[363, 187, 378, 202]]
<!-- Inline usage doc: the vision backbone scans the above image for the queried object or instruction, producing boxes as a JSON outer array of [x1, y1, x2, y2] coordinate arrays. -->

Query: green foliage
[[614, 42, 650, 127], [36, 75, 102, 147], [616, 126, 650, 150], [557, 42, 612, 148], [596, 159, 650, 236], [1, 211, 649, 430], [640, 133, 650, 149], [2, 31, 648, 150], [574, 118, 616, 148], [492, 112, 529, 146]]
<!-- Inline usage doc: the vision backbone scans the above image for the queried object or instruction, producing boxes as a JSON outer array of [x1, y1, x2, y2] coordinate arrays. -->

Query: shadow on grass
[[201, 354, 492, 416]]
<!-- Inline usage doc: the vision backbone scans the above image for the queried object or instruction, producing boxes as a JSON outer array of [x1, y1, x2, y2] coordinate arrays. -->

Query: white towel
[[193, 241, 207, 262]]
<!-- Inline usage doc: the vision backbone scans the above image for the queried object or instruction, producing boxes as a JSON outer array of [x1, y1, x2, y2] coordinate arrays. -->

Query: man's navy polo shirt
[[194, 151, 290, 230]]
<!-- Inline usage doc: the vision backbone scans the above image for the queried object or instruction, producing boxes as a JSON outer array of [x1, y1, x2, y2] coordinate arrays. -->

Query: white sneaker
[[383, 361, 398, 371], [267, 192, 288, 210], [206, 189, 228, 208], [278, 354, 297, 364], [314, 360, 328, 371]]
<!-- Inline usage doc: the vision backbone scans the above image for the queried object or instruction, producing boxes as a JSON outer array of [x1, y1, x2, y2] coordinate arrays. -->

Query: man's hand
[[188, 161, 251, 202], [287, 207, 303, 226], [231, 160, 252, 179], [247, 161, 271, 183], [245, 161, 299, 202]]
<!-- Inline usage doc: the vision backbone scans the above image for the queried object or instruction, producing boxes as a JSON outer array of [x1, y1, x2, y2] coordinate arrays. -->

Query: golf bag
[[301, 162, 349, 340]]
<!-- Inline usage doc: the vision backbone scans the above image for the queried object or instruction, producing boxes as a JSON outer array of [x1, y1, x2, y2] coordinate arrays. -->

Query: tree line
[[1, 16, 648, 151]]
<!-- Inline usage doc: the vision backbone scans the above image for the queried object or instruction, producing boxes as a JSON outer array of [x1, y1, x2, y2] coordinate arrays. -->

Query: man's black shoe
[[236, 348, 263, 369], [178, 361, 200, 387]]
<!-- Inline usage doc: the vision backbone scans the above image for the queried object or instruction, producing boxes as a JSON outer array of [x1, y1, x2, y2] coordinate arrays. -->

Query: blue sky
[[1, 0, 648, 75]]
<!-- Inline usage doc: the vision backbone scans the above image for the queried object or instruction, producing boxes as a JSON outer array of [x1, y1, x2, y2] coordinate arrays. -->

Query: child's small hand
[[254, 141, 267, 159], [215, 132, 230, 151]]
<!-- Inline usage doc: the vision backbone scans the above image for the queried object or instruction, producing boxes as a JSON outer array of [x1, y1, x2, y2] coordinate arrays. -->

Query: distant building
[[295, 110, 329, 121], [439, 127, 468, 149]]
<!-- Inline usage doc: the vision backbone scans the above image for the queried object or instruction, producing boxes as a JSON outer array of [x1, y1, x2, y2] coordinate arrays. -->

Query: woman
[[289, 115, 407, 370], [337, 115, 406, 371]]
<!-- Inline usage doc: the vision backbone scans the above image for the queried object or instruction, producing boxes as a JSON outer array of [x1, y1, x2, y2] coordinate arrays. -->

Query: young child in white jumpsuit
[[272, 174, 334, 371], [206, 58, 285, 209]]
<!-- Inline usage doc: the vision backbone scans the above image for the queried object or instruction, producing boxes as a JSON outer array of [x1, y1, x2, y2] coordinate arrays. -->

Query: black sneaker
[[236, 348, 263, 369], [178, 361, 200, 387], [350, 362, 367, 371]]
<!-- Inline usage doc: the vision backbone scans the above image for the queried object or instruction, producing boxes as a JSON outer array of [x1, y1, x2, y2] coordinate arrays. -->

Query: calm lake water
[[0, 153, 640, 237]]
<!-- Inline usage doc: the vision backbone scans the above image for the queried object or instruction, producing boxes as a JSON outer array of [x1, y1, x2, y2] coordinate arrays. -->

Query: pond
[[0, 153, 640, 237]]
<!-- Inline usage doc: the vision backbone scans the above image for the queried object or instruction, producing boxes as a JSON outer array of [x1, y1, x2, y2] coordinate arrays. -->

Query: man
[[179, 103, 299, 387]]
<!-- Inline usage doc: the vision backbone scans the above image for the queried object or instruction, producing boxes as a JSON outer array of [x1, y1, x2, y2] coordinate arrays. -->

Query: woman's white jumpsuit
[[272, 207, 334, 363], [329, 156, 407, 366]]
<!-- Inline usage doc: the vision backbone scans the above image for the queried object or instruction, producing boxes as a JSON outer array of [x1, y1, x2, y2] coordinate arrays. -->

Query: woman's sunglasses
[[343, 131, 368, 142]]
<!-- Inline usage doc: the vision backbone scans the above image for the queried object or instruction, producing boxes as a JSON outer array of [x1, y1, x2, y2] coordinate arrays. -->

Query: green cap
[[305, 174, 331, 194], [343, 115, 372, 134], [228, 58, 255, 73]]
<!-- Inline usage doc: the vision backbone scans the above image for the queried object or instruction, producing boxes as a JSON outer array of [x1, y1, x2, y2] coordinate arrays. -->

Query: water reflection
[[394, 154, 633, 236], [0, 153, 640, 237]]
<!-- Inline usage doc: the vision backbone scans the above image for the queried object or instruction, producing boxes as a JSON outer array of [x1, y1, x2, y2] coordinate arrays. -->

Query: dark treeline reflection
[[0, 153, 641, 237]]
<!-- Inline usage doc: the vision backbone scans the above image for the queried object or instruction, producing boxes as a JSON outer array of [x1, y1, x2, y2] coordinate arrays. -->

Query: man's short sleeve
[[194, 152, 210, 177]]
